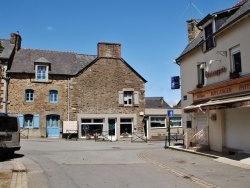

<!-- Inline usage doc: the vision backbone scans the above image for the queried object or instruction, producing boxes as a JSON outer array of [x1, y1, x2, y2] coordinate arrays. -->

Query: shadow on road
[[0, 153, 24, 162]]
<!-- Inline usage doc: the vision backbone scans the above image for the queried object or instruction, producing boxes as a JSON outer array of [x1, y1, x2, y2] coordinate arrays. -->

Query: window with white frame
[[81, 118, 104, 137], [230, 46, 242, 74], [124, 91, 133, 105], [197, 64, 205, 86], [49, 90, 58, 103], [24, 114, 33, 128], [170, 117, 182, 128], [25, 89, 34, 102], [150, 117, 166, 128], [36, 65, 48, 81], [120, 118, 133, 136], [119, 90, 139, 106]]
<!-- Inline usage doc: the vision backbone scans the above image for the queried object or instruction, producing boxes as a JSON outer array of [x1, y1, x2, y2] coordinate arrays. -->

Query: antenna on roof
[[179, 0, 203, 20], [189, 1, 203, 17]]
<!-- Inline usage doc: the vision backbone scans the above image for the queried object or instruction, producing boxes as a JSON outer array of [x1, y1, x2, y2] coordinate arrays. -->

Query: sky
[[0, 0, 240, 106]]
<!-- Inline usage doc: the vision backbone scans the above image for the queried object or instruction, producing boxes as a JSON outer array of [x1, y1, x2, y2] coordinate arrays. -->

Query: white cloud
[[46, 26, 55, 31]]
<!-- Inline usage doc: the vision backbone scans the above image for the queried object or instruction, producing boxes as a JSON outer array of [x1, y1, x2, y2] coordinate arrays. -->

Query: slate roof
[[176, 0, 250, 61], [8, 48, 97, 75], [145, 97, 170, 108], [0, 39, 15, 59]]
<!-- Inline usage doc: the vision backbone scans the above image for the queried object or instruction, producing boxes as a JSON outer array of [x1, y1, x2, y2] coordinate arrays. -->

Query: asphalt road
[[8, 139, 250, 188]]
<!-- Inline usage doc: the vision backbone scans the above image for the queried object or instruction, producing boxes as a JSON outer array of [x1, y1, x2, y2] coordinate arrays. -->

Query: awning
[[184, 95, 250, 113]]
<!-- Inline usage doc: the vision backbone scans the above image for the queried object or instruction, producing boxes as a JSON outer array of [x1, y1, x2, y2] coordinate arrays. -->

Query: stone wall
[[8, 74, 68, 137], [70, 57, 145, 131]]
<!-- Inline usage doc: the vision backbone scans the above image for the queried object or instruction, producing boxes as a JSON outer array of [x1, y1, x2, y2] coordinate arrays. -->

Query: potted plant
[[229, 72, 240, 79], [196, 84, 203, 88]]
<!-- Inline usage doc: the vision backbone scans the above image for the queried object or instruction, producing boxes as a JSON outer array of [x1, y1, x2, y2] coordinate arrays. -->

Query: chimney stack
[[98, 42, 121, 58], [187, 19, 200, 43], [10, 31, 22, 52]]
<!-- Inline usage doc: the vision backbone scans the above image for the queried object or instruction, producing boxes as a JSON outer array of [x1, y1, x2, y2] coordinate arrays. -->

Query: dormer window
[[34, 57, 50, 82], [204, 23, 214, 51], [36, 65, 48, 81]]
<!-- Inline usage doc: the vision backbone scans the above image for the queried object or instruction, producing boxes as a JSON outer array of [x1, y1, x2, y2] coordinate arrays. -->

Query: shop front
[[184, 77, 250, 153]]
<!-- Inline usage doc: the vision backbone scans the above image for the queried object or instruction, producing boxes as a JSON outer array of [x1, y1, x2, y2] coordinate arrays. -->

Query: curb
[[167, 146, 250, 170], [10, 160, 28, 188]]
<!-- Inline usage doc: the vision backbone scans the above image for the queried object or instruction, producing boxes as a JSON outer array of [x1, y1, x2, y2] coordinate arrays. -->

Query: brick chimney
[[10, 32, 22, 52], [98, 42, 121, 58], [187, 19, 200, 43]]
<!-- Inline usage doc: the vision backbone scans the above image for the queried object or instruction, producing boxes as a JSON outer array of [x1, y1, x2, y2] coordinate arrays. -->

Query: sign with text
[[193, 80, 250, 101], [171, 76, 180, 89]]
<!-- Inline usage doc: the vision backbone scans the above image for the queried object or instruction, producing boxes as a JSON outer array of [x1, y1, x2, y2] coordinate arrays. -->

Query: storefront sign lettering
[[239, 83, 250, 91], [211, 88, 232, 97], [205, 67, 226, 78], [193, 80, 250, 101]]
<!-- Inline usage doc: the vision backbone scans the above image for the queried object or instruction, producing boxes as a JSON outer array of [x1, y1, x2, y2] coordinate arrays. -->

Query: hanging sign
[[171, 76, 180, 89]]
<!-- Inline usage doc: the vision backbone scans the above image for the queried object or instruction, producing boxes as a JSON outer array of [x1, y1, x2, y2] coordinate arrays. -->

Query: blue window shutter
[[18, 114, 24, 128], [34, 114, 40, 128]]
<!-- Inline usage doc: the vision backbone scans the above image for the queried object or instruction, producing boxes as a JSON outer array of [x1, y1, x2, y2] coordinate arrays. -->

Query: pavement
[[1, 139, 250, 188]]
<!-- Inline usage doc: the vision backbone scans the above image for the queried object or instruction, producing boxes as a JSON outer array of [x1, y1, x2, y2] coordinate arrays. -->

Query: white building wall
[[225, 108, 250, 153], [209, 110, 225, 152]]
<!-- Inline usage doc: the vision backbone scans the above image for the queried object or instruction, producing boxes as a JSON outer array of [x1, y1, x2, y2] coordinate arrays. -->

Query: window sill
[[24, 101, 34, 104], [150, 127, 167, 129], [31, 79, 52, 83]]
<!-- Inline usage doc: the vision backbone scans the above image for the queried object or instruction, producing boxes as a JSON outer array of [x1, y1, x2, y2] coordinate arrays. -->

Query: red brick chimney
[[10, 32, 22, 52], [98, 42, 121, 58]]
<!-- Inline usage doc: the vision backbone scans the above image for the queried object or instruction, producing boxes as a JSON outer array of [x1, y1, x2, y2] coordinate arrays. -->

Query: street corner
[[0, 160, 13, 188]]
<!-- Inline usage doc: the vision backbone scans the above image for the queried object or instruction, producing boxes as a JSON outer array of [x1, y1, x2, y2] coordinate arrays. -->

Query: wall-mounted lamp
[[216, 51, 227, 57], [208, 60, 221, 66], [199, 62, 206, 69]]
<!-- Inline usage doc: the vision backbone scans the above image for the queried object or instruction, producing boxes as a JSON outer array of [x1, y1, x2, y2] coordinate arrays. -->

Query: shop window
[[120, 118, 133, 137], [170, 117, 182, 128], [81, 118, 104, 137], [150, 117, 166, 128]]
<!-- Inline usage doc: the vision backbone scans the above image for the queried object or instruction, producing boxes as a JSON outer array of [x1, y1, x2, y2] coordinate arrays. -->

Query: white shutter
[[118, 91, 124, 106], [134, 91, 139, 106]]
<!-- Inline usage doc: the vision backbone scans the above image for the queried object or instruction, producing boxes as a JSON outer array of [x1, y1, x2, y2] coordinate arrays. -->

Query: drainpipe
[[2, 76, 10, 114], [67, 77, 70, 121]]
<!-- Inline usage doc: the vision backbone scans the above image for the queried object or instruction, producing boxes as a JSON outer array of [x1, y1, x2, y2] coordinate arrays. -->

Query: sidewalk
[[0, 157, 27, 188], [168, 144, 250, 169]]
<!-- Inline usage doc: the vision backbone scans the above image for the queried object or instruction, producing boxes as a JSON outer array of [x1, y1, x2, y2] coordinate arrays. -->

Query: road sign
[[167, 110, 174, 117]]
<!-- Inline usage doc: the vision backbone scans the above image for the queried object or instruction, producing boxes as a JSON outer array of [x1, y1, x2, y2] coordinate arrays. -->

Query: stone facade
[[70, 57, 145, 129], [7, 42, 146, 139], [8, 74, 68, 137]]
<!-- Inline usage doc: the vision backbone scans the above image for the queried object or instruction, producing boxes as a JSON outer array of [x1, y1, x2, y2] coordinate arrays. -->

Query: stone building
[[7, 41, 146, 139], [0, 33, 21, 113]]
